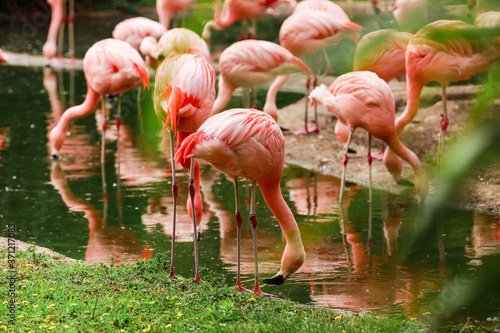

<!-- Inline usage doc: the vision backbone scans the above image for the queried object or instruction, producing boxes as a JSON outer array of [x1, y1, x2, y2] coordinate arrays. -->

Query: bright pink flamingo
[[112, 17, 166, 53], [154, 54, 216, 282], [393, 20, 500, 169], [140, 28, 211, 69], [211, 39, 312, 118], [48, 38, 149, 181], [280, 9, 363, 134], [352, 29, 413, 163], [156, 0, 196, 28], [175, 108, 306, 293], [393, 0, 427, 33], [309, 71, 428, 203], [202, 0, 296, 42], [43, 0, 75, 61]]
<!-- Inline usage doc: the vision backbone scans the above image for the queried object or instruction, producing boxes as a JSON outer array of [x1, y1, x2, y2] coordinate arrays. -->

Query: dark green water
[[1, 6, 499, 327]]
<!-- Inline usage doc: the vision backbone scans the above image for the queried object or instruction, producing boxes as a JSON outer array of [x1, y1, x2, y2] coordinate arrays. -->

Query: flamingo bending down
[[156, 0, 196, 29], [280, 9, 363, 134], [211, 39, 312, 118], [112, 17, 166, 53], [43, 0, 75, 61], [140, 28, 211, 69], [393, 20, 500, 169], [175, 108, 306, 293], [202, 0, 296, 42], [309, 71, 427, 203], [154, 54, 216, 282]]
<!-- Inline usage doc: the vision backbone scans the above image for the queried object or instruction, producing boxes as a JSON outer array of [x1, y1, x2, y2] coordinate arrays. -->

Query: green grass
[[0, 247, 495, 332]]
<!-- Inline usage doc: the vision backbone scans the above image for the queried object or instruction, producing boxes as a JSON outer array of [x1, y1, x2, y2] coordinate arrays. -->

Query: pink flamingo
[[393, 0, 427, 33], [279, 9, 363, 134], [48, 38, 149, 184], [112, 17, 166, 53], [154, 54, 216, 282], [393, 20, 500, 169], [175, 108, 306, 293], [475, 11, 500, 32], [292, 0, 349, 20], [140, 28, 211, 69], [309, 71, 427, 203], [43, 0, 75, 61], [202, 0, 296, 42], [156, 0, 196, 29], [211, 39, 312, 117]]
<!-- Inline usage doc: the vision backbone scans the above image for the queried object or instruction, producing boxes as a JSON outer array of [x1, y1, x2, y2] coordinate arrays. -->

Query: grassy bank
[[0, 247, 494, 332]]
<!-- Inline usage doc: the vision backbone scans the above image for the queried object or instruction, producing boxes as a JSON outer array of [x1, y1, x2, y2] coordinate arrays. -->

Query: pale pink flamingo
[[475, 11, 500, 32], [309, 71, 427, 203], [292, 0, 349, 20], [43, 0, 75, 61], [353, 29, 413, 163], [139, 28, 211, 69], [202, 0, 296, 42], [153, 54, 216, 282], [392, 20, 500, 170], [393, 0, 427, 33], [48, 38, 149, 200], [112, 17, 166, 53], [211, 39, 312, 118], [279, 9, 363, 134], [156, 0, 196, 29], [175, 108, 306, 293]]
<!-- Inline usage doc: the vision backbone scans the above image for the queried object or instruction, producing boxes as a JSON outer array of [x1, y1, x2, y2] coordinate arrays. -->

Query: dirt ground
[[276, 75, 500, 215]]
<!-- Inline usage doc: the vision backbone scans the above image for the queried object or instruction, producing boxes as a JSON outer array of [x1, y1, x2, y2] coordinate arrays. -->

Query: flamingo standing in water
[[392, 20, 500, 169], [156, 0, 196, 29], [43, 0, 75, 61], [154, 54, 216, 282], [112, 17, 166, 53], [309, 71, 428, 203], [279, 8, 362, 134], [48, 38, 149, 198], [175, 108, 306, 293], [202, 0, 296, 42], [211, 39, 312, 118]]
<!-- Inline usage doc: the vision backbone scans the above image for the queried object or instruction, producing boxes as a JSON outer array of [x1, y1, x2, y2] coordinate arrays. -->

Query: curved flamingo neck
[[43, 1, 63, 58], [395, 72, 425, 135], [211, 77, 233, 116], [264, 75, 289, 121]]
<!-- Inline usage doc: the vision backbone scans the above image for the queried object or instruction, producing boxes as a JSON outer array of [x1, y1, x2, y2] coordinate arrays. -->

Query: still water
[[1, 7, 500, 327]]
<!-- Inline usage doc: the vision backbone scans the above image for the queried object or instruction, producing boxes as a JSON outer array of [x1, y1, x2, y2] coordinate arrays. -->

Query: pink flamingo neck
[[395, 72, 425, 135], [43, 0, 63, 58], [263, 75, 289, 121], [211, 78, 234, 116]]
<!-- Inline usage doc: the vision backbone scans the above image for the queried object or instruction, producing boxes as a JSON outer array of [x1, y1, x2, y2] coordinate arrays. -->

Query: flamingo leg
[[234, 179, 249, 292], [68, 0, 75, 60], [249, 181, 263, 295], [311, 77, 320, 133], [438, 85, 449, 174], [101, 96, 108, 204], [189, 158, 203, 283], [169, 130, 178, 279], [137, 87, 144, 134], [367, 133, 373, 204], [339, 131, 353, 203], [293, 78, 311, 135], [116, 94, 122, 205]]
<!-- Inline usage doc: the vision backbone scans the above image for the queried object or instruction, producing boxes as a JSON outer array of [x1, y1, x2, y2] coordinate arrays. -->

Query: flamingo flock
[[5, 0, 496, 294]]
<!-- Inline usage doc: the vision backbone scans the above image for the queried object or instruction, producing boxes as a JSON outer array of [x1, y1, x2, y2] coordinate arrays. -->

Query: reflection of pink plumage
[[156, 0, 196, 28], [202, 0, 296, 41], [49, 38, 149, 158], [176, 109, 306, 294], [112, 17, 166, 52], [309, 71, 427, 202], [211, 39, 312, 118], [154, 54, 216, 283]]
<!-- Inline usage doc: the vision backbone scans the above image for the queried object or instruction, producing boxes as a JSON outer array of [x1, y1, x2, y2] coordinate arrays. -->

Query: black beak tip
[[347, 147, 357, 154], [51, 154, 60, 160], [263, 274, 286, 285], [396, 178, 415, 188], [197, 231, 201, 242]]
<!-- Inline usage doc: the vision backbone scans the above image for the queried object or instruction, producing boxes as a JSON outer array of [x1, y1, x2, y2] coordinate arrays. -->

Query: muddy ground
[[276, 75, 500, 215]]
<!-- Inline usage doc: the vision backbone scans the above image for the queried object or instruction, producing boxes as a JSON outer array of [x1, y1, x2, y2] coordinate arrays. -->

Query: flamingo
[[43, 0, 75, 61], [139, 28, 211, 69], [353, 29, 413, 164], [202, 0, 296, 42], [393, 20, 500, 170], [175, 108, 306, 293], [292, 0, 349, 20], [393, 0, 427, 33], [112, 17, 167, 53], [48, 39, 149, 189], [309, 71, 428, 203], [153, 54, 216, 282], [279, 9, 363, 134], [156, 0, 196, 29], [211, 39, 312, 118]]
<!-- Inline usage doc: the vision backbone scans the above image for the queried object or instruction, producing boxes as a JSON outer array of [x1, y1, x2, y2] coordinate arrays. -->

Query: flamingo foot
[[193, 273, 203, 284], [169, 270, 179, 280], [236, 281, 250, 293], [370, 147, 385, 160], [293, 127, 310, 136], [252, 285, 264, 295], [309, 123, 320, 133]]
